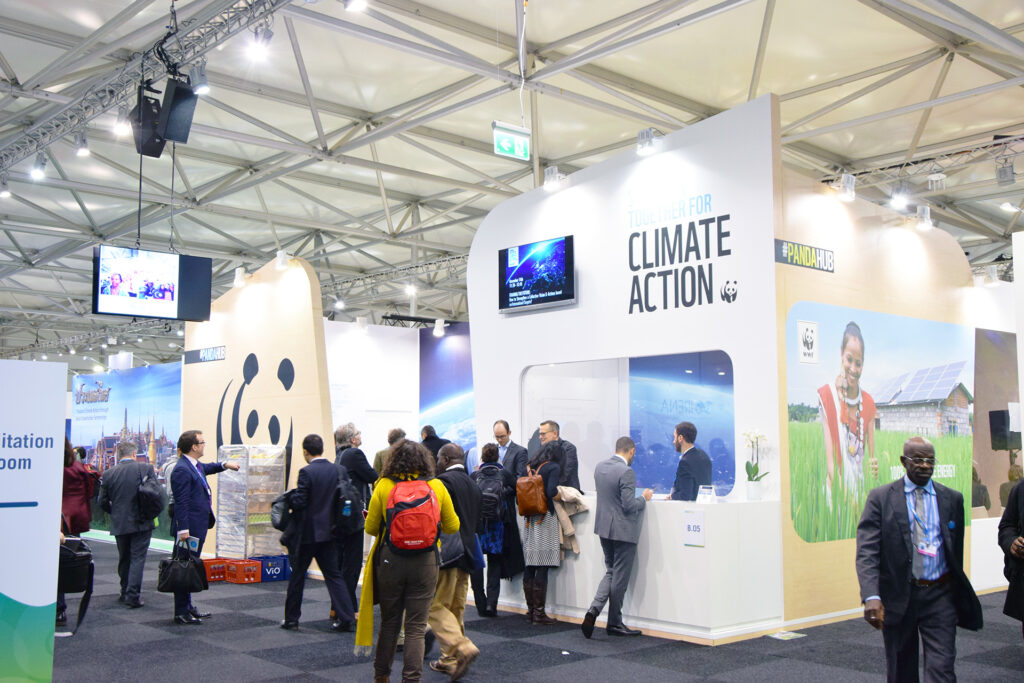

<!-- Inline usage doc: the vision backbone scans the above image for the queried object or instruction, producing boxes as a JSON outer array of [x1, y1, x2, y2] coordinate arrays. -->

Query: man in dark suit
[[539, 419, 581, 492], [582, 437, 653, 638], [856, 436, 983, 681], [98, 441, 159, 608], [420, 424, 451, 460], [998, 476, 1024, 638], [669, 421, 711, 501], [170, 429, 239, 624], [494, 419, 528, 478], [428, 443, 481, 679], [282, 434, 356, 631]]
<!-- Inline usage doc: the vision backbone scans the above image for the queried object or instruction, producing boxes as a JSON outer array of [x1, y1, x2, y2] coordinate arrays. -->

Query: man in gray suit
[[856, 436, 982, 681], [98, 441, 158, 608], [582, 436, 653, 638]]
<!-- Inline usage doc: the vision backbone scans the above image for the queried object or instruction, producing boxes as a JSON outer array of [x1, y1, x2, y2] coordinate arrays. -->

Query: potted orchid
[[742, 429, 769, 501]]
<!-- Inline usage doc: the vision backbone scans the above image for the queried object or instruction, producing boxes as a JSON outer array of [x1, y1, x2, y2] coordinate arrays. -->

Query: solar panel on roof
[[873, 361, 969, 405]]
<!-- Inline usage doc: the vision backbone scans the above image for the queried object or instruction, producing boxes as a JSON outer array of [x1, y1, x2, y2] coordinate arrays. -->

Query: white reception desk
[[498, 498, 784, 644]]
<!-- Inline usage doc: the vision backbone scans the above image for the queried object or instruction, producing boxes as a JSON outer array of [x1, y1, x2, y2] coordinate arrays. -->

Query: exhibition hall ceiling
[[0, 0, 1022, 370]]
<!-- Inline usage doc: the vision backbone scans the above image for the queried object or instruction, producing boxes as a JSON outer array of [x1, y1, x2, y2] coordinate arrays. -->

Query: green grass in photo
[[788, 420, 971, 543]]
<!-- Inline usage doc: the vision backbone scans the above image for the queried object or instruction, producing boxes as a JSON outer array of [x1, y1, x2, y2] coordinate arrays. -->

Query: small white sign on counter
[[682, 509, 705, 547]]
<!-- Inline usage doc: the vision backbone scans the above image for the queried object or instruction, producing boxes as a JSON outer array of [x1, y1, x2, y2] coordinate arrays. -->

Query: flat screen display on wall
[[498, 235, 575, 312], [92, 246, 212, 321]]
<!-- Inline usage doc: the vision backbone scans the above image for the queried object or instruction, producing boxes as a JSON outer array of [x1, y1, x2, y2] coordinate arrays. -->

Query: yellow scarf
[[353, 536, 379, 656]]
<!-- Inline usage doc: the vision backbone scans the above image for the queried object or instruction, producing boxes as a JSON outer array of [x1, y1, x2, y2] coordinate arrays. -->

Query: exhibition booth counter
[[502, 497, 784, 643]]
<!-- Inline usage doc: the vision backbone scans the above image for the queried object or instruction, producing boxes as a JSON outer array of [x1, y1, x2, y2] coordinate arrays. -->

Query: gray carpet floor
[[53, 540, 1024, 681]]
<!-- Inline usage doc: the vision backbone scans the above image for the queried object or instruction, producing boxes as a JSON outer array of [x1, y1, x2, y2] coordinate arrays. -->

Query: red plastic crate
[[203, 558, 227, 582], [224, 559, 262, 584]]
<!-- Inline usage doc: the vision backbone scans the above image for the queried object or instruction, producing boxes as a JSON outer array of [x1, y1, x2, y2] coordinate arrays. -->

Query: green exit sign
[[492, 121, 531, 161]]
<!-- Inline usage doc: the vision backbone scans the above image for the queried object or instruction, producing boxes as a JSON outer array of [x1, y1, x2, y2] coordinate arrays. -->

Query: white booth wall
[[467, 96, 785, 641]]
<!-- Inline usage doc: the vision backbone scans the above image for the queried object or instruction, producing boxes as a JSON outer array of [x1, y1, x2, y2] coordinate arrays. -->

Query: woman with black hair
[[518, 440, 562, 625], [355, 440, 459, 683]]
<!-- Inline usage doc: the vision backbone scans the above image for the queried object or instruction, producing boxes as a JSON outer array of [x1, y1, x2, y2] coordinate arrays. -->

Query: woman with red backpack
[[355, 440, 459, 683]]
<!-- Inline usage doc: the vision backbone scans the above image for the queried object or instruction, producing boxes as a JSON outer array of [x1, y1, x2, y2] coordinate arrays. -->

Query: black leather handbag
[[157, 542, 208, 594], [57, 537, 94, 636]]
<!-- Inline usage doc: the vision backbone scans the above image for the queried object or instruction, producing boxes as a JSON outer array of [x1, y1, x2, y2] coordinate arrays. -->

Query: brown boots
[[530, 578, 557, 625], [522, 577, 535, 622]]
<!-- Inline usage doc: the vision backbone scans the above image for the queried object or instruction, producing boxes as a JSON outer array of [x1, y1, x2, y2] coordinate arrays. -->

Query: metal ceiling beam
[[783, 76, 1024, 144], [907, 0, 1024, 60], [0, 0, 296, 173], [284, 16, 327, 151], [747, 0, 776, 101]]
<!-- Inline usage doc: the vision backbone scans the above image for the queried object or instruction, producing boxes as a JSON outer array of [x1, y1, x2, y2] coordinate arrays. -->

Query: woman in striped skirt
[[517, 440, 562, 624]]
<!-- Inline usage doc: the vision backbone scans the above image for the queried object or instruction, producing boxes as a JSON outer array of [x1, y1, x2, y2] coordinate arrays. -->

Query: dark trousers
[[173, 536, 204, 616], [882, 580, 958, 683], [335, 530, 363, 613], [115, 529, 153, 602], [285, 540, 354, 623], [374, 545, 439, 682], [589, 537, 637, 628], [470, 554, 502, 611]]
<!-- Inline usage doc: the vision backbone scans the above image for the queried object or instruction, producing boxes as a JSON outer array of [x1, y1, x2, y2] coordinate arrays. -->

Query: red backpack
[[384, 479, 441, 554]]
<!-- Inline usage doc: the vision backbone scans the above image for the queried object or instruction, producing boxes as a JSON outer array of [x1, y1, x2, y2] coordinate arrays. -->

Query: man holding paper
[[170, 429, 238, 625]]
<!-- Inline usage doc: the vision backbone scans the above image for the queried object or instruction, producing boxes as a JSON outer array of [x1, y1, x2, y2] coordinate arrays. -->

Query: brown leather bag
[[516, 462, 549, 517]]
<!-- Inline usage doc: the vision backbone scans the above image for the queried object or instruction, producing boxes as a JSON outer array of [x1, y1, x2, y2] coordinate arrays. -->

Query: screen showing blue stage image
[[629, 351, 735, 496], [498, 235, 575, 310]]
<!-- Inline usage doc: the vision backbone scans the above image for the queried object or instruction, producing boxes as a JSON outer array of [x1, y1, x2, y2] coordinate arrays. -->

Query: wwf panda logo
[[802, 326, 815, 352], [216, 353, 295, 454], [720, 280, 738, 303]]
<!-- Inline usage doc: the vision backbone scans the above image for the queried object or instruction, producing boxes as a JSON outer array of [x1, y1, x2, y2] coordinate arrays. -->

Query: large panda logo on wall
[[216, 352, 295, 455]]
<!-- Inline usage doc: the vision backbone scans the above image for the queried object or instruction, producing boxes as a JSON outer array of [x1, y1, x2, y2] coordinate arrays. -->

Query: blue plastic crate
[[251, 554, 290, 582]]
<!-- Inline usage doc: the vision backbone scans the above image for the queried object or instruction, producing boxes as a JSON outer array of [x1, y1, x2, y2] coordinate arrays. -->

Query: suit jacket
[[422, 435, 451, 459], [438, 465, 482, 574], [336, 447, 377, 507], [558, 439, 582, 492], [671, 447, 711, 501], [856, 478, 982, 630], [593, 455, 646, 544], [998, 479, 1024, 621], [170, 456, 226, 540], [501, 442, 529, 479], [292, 458, 340, 545], [98, 458, 157, 536]]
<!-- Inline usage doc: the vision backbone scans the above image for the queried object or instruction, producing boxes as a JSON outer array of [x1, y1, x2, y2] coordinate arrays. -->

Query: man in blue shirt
[[856, 436, 982, 682]]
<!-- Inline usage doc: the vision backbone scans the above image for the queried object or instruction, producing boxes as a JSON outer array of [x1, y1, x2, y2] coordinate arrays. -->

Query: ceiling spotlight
[[176, 328, 184, 337], [836, 173, 855, 202], [276, 249, 289, 270], [636, 127, 659, 156], [74, 130, 90, 157], [113, 105, 132, 137], [1000, 202, 1021, 213], [0, 175, 10, 198], [916, 205, 932, 231], [93, 364, 103, 372], [344, 0, 368, 11], [889, 181, 908, 210], [404, 283, 417, 297], [433, 318, 445, 338], [30, 152, 47, 181], [543, 165, 565, 192], [41, 353, 48, 360], [136, 336, 143, 343], [248, 26, 273, 62], [68, 346, 76, 355], [168, 342, 177, 348], [234, 266, 247, 288], [333, 298, 345, 310], [188, 61, 209, 96], [107, 336, 117, 345]]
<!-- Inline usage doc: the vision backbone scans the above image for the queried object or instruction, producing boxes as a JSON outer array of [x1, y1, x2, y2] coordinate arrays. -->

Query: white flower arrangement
[[741, 429, 769, 482]]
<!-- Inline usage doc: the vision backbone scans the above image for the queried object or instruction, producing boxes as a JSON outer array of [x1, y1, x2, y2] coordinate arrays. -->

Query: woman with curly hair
[[355, 440, 459, 683]]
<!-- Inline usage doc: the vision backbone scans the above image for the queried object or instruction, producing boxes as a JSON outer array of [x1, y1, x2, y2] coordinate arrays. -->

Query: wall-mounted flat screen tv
[[498, 235, 575, 312], [92, 246, 212, 321]]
